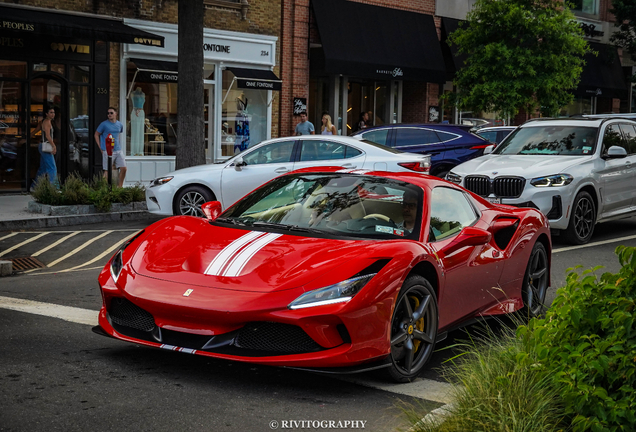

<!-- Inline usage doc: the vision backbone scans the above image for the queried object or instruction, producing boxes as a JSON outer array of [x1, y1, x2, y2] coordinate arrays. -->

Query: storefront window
[[0, 81, 24, 191], [559, 96, 593, 117], [126, 61, 177, 157], [70, 65, 90, 83], [571, 0, 599, 15], [0, 60, 27, 79], [69, 85, 90, 178], [222, 69, 268, 157]]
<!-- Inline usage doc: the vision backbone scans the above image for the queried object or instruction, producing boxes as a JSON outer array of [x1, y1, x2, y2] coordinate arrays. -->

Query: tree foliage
[[448, 0, 589, 117], [610, 0, 636, 79]]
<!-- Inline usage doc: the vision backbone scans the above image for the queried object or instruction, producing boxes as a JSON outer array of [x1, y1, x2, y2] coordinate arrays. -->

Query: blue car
[[353, 124, 493, 178]]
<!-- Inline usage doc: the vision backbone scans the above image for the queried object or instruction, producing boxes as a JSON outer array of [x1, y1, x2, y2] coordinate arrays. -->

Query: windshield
[[219, 174, 422, 240], [494, 125, 597, 156]]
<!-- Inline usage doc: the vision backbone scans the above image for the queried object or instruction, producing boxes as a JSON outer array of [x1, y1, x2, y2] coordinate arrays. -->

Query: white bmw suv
[[447, 116, 636, 244]]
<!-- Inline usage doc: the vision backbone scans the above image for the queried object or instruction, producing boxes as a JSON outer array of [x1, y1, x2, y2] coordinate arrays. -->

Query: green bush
[[520, 246, 636, 432], [405, 324, 567, 432], [31, 173, 145, 211]]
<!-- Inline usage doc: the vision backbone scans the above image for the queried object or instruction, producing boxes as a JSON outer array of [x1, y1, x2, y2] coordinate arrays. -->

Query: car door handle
[[341, 163, 357, 168], [275, 167, 289, 173]]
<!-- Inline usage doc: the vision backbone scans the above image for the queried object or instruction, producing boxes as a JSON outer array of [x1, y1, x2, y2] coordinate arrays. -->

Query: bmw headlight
[[110, 230, 144, 282], [288, 274, 376, 310], [446, 171, 462, 184], [150, 176, 174, 187], [530, 174, 573, 188]]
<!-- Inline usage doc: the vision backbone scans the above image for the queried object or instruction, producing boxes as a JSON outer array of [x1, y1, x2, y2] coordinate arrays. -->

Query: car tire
[[521, 242, 549, 318], [384, 275, 438, 383], [173, 186, 215, 217], [432, 168, 450, 179], [563, 190, 595, 245]]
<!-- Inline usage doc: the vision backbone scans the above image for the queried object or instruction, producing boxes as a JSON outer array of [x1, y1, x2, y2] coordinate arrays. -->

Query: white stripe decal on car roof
[[204, 231, 265, 276]]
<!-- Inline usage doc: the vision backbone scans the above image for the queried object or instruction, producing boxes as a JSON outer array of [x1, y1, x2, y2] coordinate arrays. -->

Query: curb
[[0, 211, 161, 232]]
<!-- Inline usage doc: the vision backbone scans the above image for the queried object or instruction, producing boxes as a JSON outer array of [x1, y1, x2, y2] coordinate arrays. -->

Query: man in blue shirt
[[295, 112, 315, 136], [94, 107, 127, 187]]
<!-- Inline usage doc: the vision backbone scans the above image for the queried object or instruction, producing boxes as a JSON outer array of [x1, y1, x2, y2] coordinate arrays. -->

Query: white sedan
[[146, 135, 432, 216]]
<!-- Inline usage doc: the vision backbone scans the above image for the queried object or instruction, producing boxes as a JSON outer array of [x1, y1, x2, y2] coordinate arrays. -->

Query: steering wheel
[[363, 213, 392, 222]]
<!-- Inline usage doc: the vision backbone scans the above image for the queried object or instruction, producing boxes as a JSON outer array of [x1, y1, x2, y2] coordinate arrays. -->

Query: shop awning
[[311, 0, 446, 82], [0, 4, 164, 47], [127, 58, 178, 98], [226, 67, 282, 91], [441, 17, 469, 80], [575, 42, 627, 99]]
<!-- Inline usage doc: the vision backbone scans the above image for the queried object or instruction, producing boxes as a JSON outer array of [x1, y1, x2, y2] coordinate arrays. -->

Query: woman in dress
[[320, 114, 337, 135], [32, 106, 57, 186]]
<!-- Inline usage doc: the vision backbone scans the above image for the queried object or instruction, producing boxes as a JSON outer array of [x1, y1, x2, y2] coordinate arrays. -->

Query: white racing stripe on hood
[[223, 233, 283, 277], [204, 231, 265, 276]]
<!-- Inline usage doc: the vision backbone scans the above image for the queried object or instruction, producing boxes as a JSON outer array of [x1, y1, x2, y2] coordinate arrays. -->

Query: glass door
[[29, 75, 66, 189], [0, 76, 26, 191], [204, 83, 215, 161]]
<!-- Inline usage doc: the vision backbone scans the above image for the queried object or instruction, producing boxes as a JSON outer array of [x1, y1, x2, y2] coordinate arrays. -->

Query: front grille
[[493, 177, 525, 198], [464, 176, 490, 197], [108, 298, 156, 332], [464, 176, 525, 198], [234, 322, 323, 354]]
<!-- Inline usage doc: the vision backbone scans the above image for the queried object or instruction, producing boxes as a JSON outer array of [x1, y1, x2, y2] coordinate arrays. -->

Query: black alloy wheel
[[521, 242, 549, 318], [386, 276, 438, 383], [564, 191, 595, 245], [174, 185, 214, 217]]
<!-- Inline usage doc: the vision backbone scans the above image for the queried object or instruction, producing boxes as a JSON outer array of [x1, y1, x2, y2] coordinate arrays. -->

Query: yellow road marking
[[32, 232, 80, 257], [0, 233, 19, 242], [0, 233, 49, 258], [45, 230, 113, 268], [56, 231, 138, 273]]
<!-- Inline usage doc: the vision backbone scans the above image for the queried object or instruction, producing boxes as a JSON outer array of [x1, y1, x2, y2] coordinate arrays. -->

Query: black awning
[[0, 4, 164, 47], [131, 58, 178, 82], [575, 42, 627, 99], [311, 0, 446, 82], [226, 67, 282, 91], [441, 17, 469, 80]]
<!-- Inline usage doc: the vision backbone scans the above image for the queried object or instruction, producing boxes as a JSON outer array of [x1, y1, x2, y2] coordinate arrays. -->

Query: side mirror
[[234, 157, 246, 171], [441, 226, 492, 256], [603, 145, 627, 159], [201, 201, 223, 221], [483, 145, 495, 155]]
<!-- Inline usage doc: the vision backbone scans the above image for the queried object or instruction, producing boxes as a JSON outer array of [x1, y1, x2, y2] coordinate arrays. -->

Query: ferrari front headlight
[[288, 274, 376, 310], [110, 230, 144, 282]]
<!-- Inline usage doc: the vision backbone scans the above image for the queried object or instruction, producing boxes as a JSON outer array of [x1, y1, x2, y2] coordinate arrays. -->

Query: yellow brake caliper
[[409, 296, 425, 352]]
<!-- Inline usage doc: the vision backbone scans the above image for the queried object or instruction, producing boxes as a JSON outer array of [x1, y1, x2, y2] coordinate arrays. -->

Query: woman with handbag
[[32, 106, 58, 187]]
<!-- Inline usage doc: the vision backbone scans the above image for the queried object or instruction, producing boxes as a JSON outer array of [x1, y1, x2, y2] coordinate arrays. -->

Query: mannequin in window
[[130, 87, 146, 156], [234, 93, 250, 153]]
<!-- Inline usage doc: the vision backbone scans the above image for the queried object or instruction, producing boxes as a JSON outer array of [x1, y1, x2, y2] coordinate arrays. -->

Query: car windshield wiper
[[215, 217, 252, 226], [252, 221, 324, 234]]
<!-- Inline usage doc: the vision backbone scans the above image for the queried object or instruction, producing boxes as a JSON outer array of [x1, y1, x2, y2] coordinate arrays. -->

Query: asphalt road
[[2, 216, 636, 431]]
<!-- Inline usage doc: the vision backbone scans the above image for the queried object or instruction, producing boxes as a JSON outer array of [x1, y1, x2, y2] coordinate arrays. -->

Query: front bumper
[[145, 185, 174, 216], [96, 267, 394, 368]]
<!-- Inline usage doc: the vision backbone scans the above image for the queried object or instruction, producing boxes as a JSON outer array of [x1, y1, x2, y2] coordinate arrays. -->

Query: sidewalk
[[0, 194, 160, 232]]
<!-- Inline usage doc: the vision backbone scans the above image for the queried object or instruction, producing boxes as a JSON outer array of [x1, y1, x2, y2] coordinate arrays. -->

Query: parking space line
[[45, 230, 113, 268], [553, 233, 636, 254], [56, 231, 138, 273], [26, 266, 103, 276], [0, 295, 97, 326], [16, 229, 143, 234], [0, 233, 49, 258], [0, 233, 19, 242], [32, 231, 80, 257]]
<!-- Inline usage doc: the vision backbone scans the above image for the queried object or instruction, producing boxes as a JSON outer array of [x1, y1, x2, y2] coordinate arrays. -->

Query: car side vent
[[491, 218, 520, 250], [353, 259, 391, 278]]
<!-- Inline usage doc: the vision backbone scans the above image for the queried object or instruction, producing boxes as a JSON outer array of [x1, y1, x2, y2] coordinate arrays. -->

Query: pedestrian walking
[[94, 107, 127, 187], [320, 114, 337, 135], [295, 112, 315, 136], [32, 105, 58, 188]]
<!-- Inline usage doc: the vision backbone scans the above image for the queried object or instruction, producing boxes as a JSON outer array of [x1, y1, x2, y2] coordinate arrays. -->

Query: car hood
[[131, 216, 384, 293], [453, 154, 590, 177], [168, 162, 225, 177]]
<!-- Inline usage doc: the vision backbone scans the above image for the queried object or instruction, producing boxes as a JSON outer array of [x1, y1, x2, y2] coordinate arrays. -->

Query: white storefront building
[[120, 19, 280, 186]]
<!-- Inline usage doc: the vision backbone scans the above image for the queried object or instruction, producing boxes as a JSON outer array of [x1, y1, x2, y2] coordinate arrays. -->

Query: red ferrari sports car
[[94, 167, 551, 382]]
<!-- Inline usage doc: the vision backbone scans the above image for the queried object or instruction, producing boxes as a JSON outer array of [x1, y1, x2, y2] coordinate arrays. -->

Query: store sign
[[293, 98, 307, 115], [0, 37, 23, 48], [238, 78, 281, 91], [376, 67, 404, 78], [50, 42, 90, 54], [585, 88, 603, 96], [137, 70, 178, 83], [133, 37, 163, 47], [203, 43, 231, 53], [578, 19, 604, 39], [2, 20, 34, 32]]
